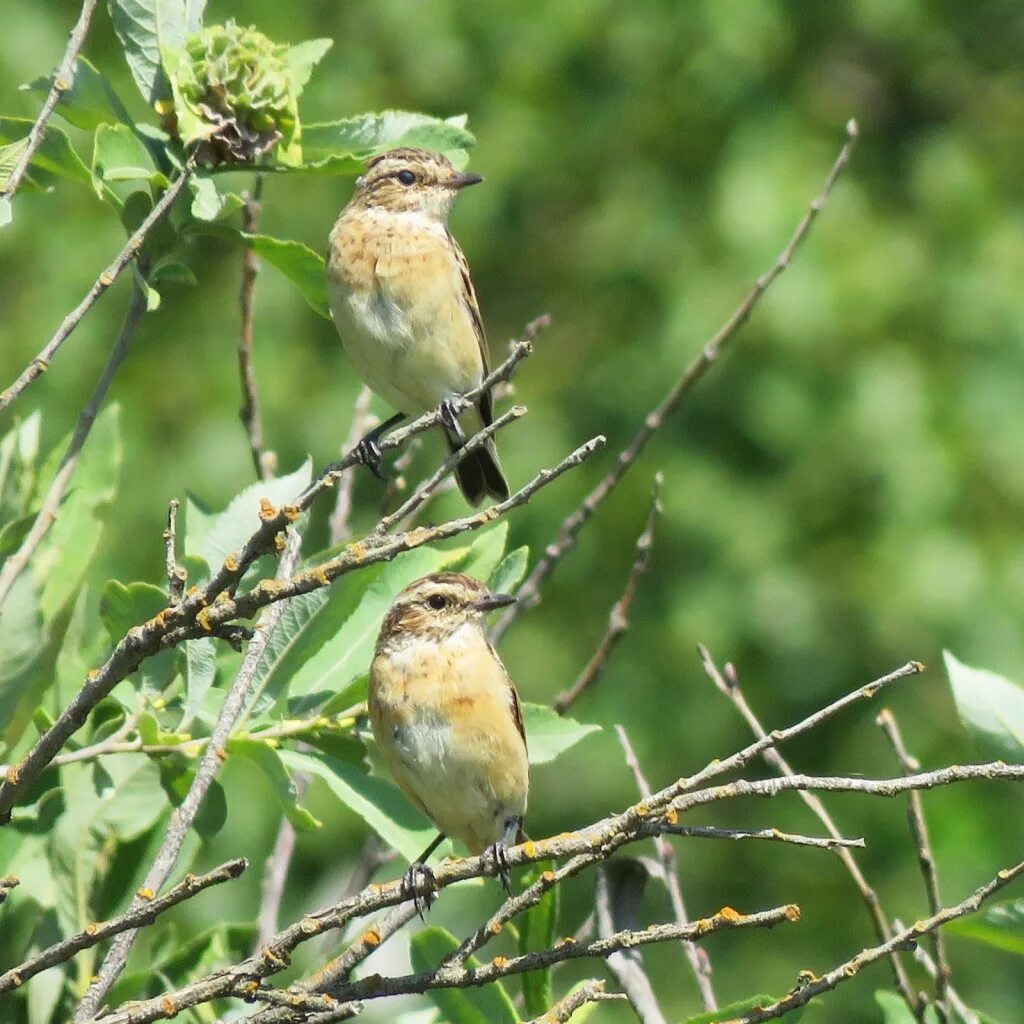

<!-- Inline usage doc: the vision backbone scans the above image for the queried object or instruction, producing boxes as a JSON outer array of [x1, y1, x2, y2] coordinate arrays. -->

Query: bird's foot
[[401, 862, 437, 920], [438, 396, 468, 445], [485, 838, 514, 896], [353, 435, 386, 480]]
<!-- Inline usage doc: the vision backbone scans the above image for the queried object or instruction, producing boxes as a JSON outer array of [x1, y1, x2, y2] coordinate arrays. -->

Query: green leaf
[[302, 111, 476, 167], [522, 703, 600, 765], [181, 636, 216, 728], [266, 545, 469, 716], [682, 996, 808, 1024], [33, 404, 122, 621], [0, 116, 91, 187], [184, 459, 312, 575], [875, 991, 917, 1024], [107, 0, 206, 105], [490, 545, 529, 598], [943, 650, 1024, 759], [227, 738, 320, 831], [150, 259, 196, 286], [409, 927, 518, 1024], [99, 580, 176, 692], [188, 173, 243, 220], [519, 861, 559, 1017], [947, 897, 1024, 956], [156, 759, 226, 840], [285, 39, 333, 95], [25, 56, 133, 131], [92, 123, 164, 198], [244, 233, 328, 317], [452, 522, 508, 584], [0, 572, 44, 739], [280, 749, 435, 863]]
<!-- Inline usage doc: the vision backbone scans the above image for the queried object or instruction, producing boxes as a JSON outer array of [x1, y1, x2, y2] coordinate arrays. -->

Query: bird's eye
[[397, 169, 416, 186], [427, 594, 447, 611]]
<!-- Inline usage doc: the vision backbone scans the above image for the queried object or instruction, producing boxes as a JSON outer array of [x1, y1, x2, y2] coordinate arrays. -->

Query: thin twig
[[73, 530, 304, 1022], [373, 404, 526, 534], [0, 0, 100, 204], [163, 499, 186, 604], [894, 919, 979, 1024], [552, 475, 662, 714], [664, 825, 863, 851], [239, 175, 275, 480], [522, 980, 619, 1023], [0, 284, 148, 613], [596, 860, 667, 1024], [734, 861, 1024, 1023], [0, 859, 246, 995], [256, 775, 308, 949], [701, 651, 922, 1012], [877, 708, 952, 1020], [492, 119, 859, 643], [1, 159, 196, 414], [616, 724, 717, 1010], [328, 386, 373, 545]]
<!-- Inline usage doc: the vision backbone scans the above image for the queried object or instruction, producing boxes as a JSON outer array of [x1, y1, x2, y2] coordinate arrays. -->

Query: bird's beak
[[474, 591, 516, 611], [449, 171, 484, 189]]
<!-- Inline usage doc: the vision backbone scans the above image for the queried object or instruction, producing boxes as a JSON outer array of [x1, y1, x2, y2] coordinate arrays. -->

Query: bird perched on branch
[[369, 572, 528, 908], [327, 148, 509, 506]]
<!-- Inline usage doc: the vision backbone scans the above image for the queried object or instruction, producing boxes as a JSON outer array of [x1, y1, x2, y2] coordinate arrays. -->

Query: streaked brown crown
[[346, 148, 481, 218], [376, 572, 499, 651]]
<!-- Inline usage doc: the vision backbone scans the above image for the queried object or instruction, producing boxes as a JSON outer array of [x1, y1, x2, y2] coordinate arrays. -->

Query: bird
[[326, 147, 510, 506], [368, 572, 528, 909]]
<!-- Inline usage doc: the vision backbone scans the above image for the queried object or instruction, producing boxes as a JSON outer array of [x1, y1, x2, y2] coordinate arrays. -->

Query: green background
[[2, 2, 1024, 1021]]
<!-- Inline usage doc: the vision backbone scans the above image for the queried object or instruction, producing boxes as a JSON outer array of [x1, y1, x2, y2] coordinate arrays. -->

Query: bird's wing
[[447, 229, 495, 426], [488, 640, 527, 752]]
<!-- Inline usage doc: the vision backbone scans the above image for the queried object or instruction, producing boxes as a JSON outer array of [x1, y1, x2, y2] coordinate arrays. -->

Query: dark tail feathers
[[445, 432, 509, 507]]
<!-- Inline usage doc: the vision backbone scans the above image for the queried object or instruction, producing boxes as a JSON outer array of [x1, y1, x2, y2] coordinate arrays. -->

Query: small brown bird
[[369, 572, 528, 904], [326, 147, 510, 505]]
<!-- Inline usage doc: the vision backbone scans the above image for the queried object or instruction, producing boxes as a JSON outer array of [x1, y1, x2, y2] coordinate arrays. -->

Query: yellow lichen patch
[[9, 971, 22, 987], [346, 542, 367, 559], [137, 887, 156, 900], [262, 945, 290, 967], [693, 917, 714, 935], [183, 874, 197, 886], [300, 917, 320, 934], [491, 956, 509, 968], [522, 840, 537, 858], [719, 906, 743, 922], [274, 534, 286, 552], [224, 556, 240, 572], [313, 567, 331, 586], [361, 928, 381, 947], [488, 921, 502, 935], [797, 969, 819, 984], [86, 669, 100, 682], [5, 766, 19, 784], [559, 936, 575, 947], [161, 997, 177, 1014], [259, 498, 277, 521], [911, 660, 926, 672], [843, 963, 858, 978], [663, 807, 679, 825], [85, 922, 100, 936], [215, 746, 228, 762], [541, 870, 556, 884], [99, 272, 115, 287], [785, 904, 801, 922], [284, 505, 301, 522], [186, 586, 203, 598], [196, 607, 215, 632]]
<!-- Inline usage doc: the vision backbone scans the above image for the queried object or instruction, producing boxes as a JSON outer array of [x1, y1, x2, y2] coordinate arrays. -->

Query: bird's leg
[[402, 832, 445, 920], [353, 411, 406, 480], [486, 817, 522, 896], [438, 395, 468, 446]]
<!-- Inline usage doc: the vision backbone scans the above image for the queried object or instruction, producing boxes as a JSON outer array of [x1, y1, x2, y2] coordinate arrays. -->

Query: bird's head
[[348, 148, 483, 219], [376, 572, 515, 649]]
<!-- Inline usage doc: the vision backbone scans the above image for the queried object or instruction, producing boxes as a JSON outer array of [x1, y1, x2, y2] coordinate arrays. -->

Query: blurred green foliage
[[2, 2, 1024, 1022]]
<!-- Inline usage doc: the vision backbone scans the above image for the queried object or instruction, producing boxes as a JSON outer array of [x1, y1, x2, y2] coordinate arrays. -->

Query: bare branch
[[492, 119, 859, 643], [328, 386, 373, 545], [1, 160, 196, 413], [553, 474, 662, 714], [596, 860, 667, 1024], [0, 0, 100, 204], [664, 825, 863, 851], [0, 859, 246, 995], [701, 649, 921, 1010], [163, 499, 186, 604], [734, 861, 1024, 1023], [616, 724, 717, 1010], [256, 774, 308, 949], [895, 918, 980, 1024], [239, 175, 275, 480], [0, 284, 148, 613], [878, 708, 952, 1020], [522, 980, 620, 1024], [73, 530, 304, 1022]]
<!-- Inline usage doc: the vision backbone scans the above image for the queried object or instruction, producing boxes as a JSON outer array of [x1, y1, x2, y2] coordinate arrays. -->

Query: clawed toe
[[439, 397, 468, 445], [402, 862, 437, 920], [354, 437, 387, 480], [486, 841, 513, 896]]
